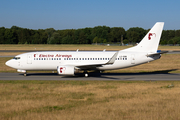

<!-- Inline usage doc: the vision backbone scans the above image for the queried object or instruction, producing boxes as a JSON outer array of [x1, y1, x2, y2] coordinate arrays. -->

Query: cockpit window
[[13, 57, 21, 60]]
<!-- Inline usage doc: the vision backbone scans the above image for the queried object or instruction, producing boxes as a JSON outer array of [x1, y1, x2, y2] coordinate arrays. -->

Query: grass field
[[0, 44, 180, 51], [0, 80, 180, 120]]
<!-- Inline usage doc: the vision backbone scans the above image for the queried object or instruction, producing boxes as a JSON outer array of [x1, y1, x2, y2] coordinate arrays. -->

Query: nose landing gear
[[24, 72, 27, 76]]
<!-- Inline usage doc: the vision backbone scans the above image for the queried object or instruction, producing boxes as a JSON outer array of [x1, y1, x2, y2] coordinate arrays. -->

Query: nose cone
[[5, 60, 14, 68], [5, 60, 11, 67]]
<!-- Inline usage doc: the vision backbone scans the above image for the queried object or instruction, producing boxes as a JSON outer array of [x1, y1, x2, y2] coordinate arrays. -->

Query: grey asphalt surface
[[0, 72, 180, 80]]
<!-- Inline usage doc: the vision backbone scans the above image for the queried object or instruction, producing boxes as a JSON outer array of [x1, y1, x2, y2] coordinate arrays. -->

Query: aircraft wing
[[74, 51, 119, 70], [146, 51, 168, 57]]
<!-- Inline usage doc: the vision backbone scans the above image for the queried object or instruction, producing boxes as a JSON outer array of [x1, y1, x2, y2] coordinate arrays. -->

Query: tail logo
[[148, 33, 156, 40]]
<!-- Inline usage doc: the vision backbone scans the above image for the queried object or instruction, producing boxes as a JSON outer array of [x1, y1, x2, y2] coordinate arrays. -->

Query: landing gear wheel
[[85, 73, 88, 77], [24, 73, 27, 76]]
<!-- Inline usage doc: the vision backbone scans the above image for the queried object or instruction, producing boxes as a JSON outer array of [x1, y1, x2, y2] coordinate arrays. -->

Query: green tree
[[0, 27, 5, 44], [126, 27, 146, 44]]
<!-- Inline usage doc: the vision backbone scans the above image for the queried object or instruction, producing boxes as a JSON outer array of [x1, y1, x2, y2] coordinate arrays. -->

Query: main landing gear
[[84, 70, 88, 77], [85, 73, 88, 77]]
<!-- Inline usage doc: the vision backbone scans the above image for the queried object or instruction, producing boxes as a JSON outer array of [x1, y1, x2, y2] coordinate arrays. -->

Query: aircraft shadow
[[101, 69, 178, 76]]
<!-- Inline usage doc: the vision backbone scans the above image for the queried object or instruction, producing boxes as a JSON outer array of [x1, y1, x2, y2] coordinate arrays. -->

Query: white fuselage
[[5, 50, 160, 71]]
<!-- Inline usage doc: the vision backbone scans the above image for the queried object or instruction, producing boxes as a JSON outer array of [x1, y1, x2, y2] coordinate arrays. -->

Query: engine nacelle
[[57, 65, 75, 76]]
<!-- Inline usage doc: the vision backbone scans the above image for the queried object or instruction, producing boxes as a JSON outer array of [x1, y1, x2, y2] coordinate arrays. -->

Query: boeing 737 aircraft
[[6, 22, 166, 77]]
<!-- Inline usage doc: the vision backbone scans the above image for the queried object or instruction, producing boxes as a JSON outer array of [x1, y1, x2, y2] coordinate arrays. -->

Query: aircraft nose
[[5, 60, 13, 67], [5, 60, 11, 67]]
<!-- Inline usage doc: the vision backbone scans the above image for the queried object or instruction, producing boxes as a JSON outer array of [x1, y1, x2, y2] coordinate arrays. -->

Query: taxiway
[[0, 73, 180, 80]]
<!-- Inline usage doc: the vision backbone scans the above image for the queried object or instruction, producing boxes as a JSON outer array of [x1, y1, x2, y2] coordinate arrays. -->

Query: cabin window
[[59, 58, 61, 60], [64, 58, 66, 60]]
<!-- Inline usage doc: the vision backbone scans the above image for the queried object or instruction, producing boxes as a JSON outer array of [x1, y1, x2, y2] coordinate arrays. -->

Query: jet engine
[[57, 65, 75, 76]]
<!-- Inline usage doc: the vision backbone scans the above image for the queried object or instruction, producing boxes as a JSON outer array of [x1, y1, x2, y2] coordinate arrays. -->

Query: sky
[[0, 0, 180, 30]]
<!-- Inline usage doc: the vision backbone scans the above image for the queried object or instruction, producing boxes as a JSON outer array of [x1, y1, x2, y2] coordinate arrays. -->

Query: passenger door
[[27, 54, 32, 64]]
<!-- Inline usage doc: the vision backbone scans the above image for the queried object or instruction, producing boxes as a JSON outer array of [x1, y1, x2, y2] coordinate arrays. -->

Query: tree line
[[0, 25, 180, 45]]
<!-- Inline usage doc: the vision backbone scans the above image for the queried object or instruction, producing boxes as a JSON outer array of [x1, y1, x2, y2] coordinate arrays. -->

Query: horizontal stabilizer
[[146, 51, 168, 57]]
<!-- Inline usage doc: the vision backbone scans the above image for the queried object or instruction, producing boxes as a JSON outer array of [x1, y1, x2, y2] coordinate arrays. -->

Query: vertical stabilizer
[[122, 22, 164, 53]]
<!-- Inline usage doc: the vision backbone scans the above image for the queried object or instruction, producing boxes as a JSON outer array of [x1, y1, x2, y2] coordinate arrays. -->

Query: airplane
[[6, 22, 166, 77]]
